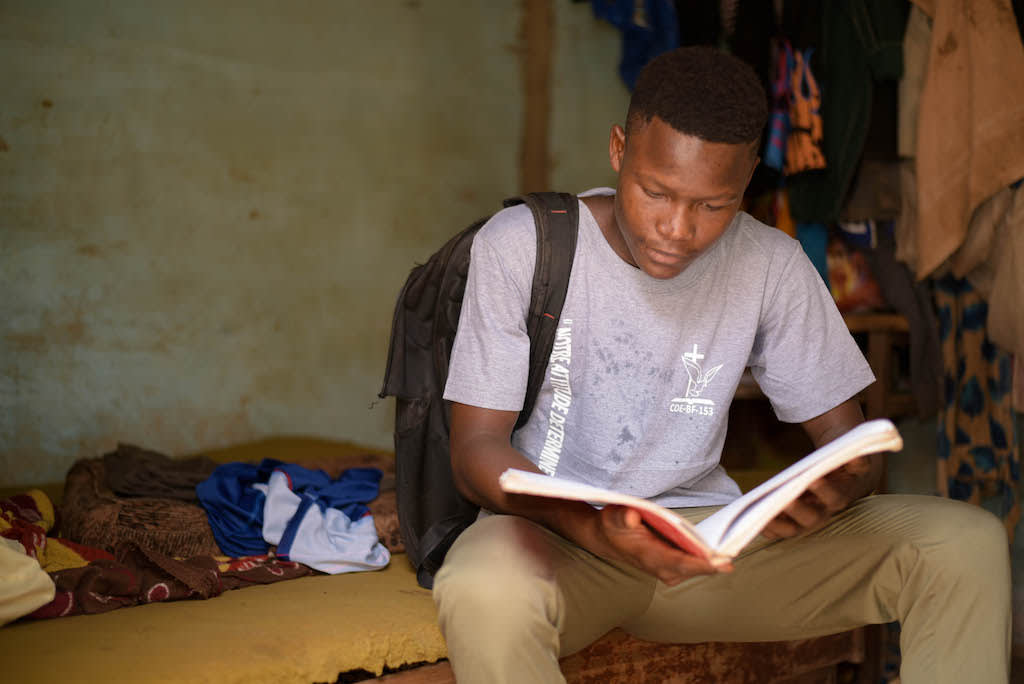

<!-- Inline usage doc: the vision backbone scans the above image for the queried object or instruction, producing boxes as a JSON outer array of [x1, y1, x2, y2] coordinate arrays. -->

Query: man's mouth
[[647, 246, 690, 265]]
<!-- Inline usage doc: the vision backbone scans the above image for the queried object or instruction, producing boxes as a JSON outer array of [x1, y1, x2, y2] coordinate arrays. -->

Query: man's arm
[[762, 397, 884, 539], [450, 401, 727, 585]]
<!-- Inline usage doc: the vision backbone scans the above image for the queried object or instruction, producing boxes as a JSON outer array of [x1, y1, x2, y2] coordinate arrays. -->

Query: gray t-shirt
[[444, 188, 875, 508]]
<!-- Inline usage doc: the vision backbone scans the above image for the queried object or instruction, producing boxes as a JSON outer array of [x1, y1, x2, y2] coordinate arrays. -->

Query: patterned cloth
[[1, 490, 113, 572], [934, 275, 1020, 537], [29, 542, 314, 620]]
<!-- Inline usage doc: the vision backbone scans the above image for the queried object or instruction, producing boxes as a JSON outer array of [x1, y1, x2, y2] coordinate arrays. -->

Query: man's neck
[[580, 194, 620, 256]]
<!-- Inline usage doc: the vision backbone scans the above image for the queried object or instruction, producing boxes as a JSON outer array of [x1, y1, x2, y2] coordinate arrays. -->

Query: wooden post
[[520, 0, 553, 194]]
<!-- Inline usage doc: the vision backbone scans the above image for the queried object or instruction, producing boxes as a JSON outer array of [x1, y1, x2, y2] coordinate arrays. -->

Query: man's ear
[[609, 124, 626, 173]]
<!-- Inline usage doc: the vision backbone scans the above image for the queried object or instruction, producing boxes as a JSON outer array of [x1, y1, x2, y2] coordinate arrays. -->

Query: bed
[[0, 436, 878, 683]]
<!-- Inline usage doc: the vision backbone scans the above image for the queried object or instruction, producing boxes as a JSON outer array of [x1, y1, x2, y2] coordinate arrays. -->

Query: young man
[[435, 46, 1010, 683]]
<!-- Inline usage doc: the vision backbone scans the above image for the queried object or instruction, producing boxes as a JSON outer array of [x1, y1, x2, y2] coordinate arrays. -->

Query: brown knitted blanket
[[103, 443, 217, 501], [61, 458, 224, 558]]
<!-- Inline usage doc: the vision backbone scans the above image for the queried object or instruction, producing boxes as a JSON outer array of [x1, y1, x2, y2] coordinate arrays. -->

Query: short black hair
[[626, 46, 768, 145]]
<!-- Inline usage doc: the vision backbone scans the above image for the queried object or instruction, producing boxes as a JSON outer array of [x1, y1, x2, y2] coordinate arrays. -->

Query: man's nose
[[655, 203, 695, 240]]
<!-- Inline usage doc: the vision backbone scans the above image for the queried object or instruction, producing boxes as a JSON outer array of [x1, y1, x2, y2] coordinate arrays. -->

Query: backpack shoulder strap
[[503, 192, 579, 431]]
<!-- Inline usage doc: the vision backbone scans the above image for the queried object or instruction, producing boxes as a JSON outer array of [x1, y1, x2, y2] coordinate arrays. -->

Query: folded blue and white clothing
[[258, 466, 390, 574], [198, 460, 389, 573]]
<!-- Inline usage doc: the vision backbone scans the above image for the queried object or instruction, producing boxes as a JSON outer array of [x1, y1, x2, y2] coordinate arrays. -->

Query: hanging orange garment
[[910, 0, 1024, 279], [784, 49, 827, 176]]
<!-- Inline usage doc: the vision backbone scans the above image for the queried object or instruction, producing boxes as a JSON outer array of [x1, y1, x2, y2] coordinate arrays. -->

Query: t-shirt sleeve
[[442, 211, 534, 411], [748, 241, 876, 423]]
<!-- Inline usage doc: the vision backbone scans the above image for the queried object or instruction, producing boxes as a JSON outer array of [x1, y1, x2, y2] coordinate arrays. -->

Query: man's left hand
[[762, 398, 883, 540], [762, 453, 874, 539]]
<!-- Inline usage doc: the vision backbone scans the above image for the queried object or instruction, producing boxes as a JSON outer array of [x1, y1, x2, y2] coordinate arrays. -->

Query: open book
[[499, 418, 903, 567]]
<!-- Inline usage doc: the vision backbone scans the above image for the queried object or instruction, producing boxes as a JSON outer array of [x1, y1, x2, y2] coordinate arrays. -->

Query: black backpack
[[379, 192, 579, 589]]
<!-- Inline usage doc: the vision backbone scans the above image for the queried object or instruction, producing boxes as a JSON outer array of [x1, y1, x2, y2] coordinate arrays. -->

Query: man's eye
[[702, 203, 727, 211], [643, 188, 663, 199]]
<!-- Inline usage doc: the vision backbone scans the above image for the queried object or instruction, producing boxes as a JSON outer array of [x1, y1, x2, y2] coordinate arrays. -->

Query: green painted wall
[[0, 1, 627, 487]]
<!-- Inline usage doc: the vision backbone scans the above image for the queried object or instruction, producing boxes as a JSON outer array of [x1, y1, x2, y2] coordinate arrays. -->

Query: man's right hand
[[587, 503, 729, 586]]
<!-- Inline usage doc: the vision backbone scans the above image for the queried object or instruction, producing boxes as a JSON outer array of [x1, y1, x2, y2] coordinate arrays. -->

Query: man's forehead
[[626, 118, 756, 155], [627, 123, 754, 171]]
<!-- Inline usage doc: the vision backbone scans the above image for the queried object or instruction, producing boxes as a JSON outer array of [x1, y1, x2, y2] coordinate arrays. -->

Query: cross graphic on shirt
[[683, 344, 705, 364]]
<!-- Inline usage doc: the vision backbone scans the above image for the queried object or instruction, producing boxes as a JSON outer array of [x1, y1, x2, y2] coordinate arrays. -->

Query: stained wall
[[0, 1, 627, 486]]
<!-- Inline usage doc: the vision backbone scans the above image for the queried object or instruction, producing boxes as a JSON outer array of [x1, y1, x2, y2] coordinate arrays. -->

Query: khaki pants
[[433, 495, 1011, 683]]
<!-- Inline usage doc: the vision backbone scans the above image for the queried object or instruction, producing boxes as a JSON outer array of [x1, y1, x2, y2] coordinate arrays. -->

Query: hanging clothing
[[948, 182, 1024, 361], [934, 275, 1020, 539], [591, 0, 680, 91], [894, 7, 930, 273], [908, 0, 1024, 279], [783, 48, 826, 175], [894, 160, 921, 272], [764, 40, 792, 173], [787, 0, 908, 224], [898, 5, 931, 160], [841, 159, 901, 223], [795, 222, 830, 287]]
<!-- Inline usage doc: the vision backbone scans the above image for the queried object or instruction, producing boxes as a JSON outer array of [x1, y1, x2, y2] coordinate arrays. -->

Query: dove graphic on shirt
[[669, 345, 722, 416]]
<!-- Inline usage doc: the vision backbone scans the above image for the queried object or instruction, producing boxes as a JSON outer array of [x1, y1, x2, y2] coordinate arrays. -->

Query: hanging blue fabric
[[591, 0, 680, 91], [796, 222, 830, 289], [764, 40, 794, 172]]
